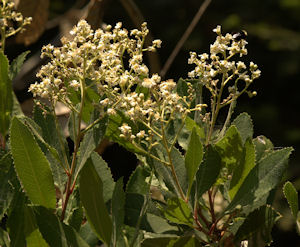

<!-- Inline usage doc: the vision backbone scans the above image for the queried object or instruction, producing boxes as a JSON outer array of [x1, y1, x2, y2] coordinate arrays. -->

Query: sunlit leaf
[[10, 117, 56, 209]]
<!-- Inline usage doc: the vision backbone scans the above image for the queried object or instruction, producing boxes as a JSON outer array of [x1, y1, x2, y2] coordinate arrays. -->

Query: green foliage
[[8, 51, 30, 80], [196, 145, 222, 197], [10, 117, 56, 209], [0, 152, 16, 219], [33, 206, 89, 247], [232, 112, 254, 144], [0, 51, 12, 137], [185, 128, 203, 197], [1, 17, 295, 247], [164, 198, 193, 227], [234, 205, 281, 245], [79, 158, 112, 246], [75, 113, 107, 179], [226, 147, 293, 215], [215, 125, 244, 176], [111, 178, 126, 247], [283, 181, 299, 219]]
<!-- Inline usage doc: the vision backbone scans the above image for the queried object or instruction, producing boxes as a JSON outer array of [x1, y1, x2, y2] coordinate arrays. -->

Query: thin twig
[[160, 0, 212, 78], [119, 0, 161, 73]]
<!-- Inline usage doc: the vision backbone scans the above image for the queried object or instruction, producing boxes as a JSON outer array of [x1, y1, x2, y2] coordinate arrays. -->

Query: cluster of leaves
[[0, 17, 296, 247]]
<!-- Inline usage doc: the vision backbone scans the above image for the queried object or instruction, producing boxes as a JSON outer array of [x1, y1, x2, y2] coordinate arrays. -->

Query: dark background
[[6, 0, 300, 245]]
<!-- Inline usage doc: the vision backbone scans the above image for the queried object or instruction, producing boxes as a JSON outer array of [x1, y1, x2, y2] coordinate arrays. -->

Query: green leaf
[[176, 78, 189, 97], [0, 153, 16, 219], [111, 178, 126, 247], [164, 197, 193, 226], [253, 135, 274, 161], [167, 236, 198, 247], [0, 228, 10, 247], [234, 205, 281, 245], [68, 207, 83, 232], [145, 214, 178, 234], [79, 158, 112, 245], [8, 51, 30, 80], [33, 107, 68, 194], [79, 222, 99, 247], [126, 166, 150, 194], [232, 112, 253, 144], [197, 145, 222, 197], [185, 116, 205, 140], [33, 206, 89, 247], [283, 181, 299, 219], [229, 138, 256, 199], [90, 151, 115, 203], [215, 125, 244, 176], [124, 193, 177, 233], [12, 92, 24, 117], [75, 113, 107, 179], [185, 128, 203, 197], [24, 205, 49, 247], [226, 147, 293, 215], [142, 236, 198, 247], [0, 51, 12, 136], [7, 191, 26, 247], [152, 146, 188, 196], [10, 117, 56, 209]]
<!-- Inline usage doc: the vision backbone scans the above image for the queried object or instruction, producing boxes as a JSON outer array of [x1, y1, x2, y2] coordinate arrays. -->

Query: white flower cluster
[[29, 20, 203, 144], [29, 20, 160, 103], [0, 0, 32, 43], [188, 25, 260, 103]]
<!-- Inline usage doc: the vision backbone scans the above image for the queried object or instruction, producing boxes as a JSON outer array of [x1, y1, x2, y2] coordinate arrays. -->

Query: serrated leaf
[[79, 222, 99, 247], [111, 178, 126, 247], [8, 51, 30, 80], [253, 135, 274, 161], [67, 207, 83, 232], [10, 117, 56, 209], [283, 181, 299, 219], [215, 125, 244, 175], [176, 78, 189, 97], [197, 145, 222, 197], [7, 191, 26, 247], [185, 128, 203, 198], [234, 205, 281, 245], [185, 116, 205, 140], [33, 206, 89, 247], [79, 158, 112, 245], [75, 113, 107, 179], [0, 153, 15, 219], [229, 138, 256, 199], [226, 147, 293, 215], [24, 205, 49, 247], [33, 107, 68, 193], [0, 51, 12, 136], [232, 112, 253, 144], [164, 197, 193, 226], [90, 151, 115, 203], [125, 193, 177, 234], [126, 166, 150, 194], [12, 92, 24, 117], [152, 146, 188, 196]]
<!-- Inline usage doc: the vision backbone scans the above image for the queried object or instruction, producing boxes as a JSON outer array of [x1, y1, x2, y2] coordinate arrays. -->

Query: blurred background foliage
[[4, 0, 300, 245]]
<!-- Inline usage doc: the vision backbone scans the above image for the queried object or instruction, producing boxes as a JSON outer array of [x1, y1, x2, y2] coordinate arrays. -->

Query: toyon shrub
[[0, 2, 298, 246]]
